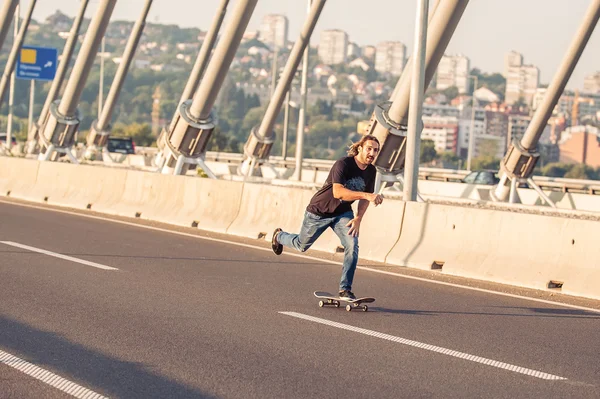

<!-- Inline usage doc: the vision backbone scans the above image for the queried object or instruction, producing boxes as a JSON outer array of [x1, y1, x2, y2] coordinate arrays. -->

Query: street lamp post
[[99, 36, 105, 116], [282, 90, 291, 159], [6, 2, 19, 152], [466, 74, 478, 171]]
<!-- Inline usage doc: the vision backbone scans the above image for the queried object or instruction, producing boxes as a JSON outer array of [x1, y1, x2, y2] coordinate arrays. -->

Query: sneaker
[[271, 228, 283, 255], [338, 290, 356, 300]]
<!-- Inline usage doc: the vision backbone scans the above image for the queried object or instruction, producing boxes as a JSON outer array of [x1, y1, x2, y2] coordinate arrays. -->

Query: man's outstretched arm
[[346, 199, 373, 237], [332, 183, 383, 205], [357, 198, 370, 219]]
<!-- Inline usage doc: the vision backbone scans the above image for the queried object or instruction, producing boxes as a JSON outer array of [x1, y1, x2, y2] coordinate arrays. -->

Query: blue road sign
[[16, 46, 58, 81]]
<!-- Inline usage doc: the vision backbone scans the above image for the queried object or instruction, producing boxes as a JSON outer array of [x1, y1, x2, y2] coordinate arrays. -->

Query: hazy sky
[[28, 0, 600, 89]]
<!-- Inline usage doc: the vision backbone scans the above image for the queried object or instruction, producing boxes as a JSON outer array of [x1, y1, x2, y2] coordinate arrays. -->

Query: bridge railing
[[133, 147, 600, 195]]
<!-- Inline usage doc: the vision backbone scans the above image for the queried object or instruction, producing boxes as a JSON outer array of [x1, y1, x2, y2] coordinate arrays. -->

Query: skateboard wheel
[[346, 304, 352, 312], [318, 301, 324, 308], [363, 305, 368, 312], [334, 301, 340, 308]]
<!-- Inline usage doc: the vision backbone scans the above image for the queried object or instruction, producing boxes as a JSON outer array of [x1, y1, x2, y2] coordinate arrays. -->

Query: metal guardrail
[[134, 148, 600, 195]]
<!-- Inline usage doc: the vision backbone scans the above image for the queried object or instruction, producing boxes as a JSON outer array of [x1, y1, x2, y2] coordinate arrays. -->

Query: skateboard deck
[[314, 291, 375, 312]]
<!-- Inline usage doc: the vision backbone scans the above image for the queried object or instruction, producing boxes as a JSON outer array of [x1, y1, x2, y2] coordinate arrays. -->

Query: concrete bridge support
[[160, 0, 258, 176], [239, 0, 327, 178], [365, 0, 469, 192], [155, 0, 230, 169], [85, 0, 154, 162], [26, 0, 90, 156], [38, 0, 117, 163], [0, 0, 19, 53], [492, 0, 600, 205]]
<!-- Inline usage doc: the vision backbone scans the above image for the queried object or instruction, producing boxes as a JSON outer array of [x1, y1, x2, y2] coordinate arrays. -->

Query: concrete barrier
[[2, 156, 600, 300], [227, 183, 314, 239], [386, 202, 460, 271], [143, 175, 243, 233], [124, 154, 150, 167], [306, 200, 407, 260], [223, 182, 405, 259], [558, 192, 600, 213], [419, 180, 483, 200], [450, 207, 600, 300], [35, 162, 128, 211], [386, 201, 600, 300], [102, 169, 156, 219], [19, 161, 74, 204], [358, 200, 406, 263], [0, 157, 39, 199]]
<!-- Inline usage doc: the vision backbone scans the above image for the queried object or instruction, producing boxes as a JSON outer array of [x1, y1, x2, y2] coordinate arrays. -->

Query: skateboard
[[314, 291, 375, 312]]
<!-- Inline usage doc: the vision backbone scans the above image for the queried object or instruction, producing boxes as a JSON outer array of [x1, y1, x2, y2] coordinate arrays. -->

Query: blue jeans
[[277, 211, 359, 291]]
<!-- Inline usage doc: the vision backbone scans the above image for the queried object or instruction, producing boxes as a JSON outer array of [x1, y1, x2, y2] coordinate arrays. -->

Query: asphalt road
[[1, 200, 599, 398]]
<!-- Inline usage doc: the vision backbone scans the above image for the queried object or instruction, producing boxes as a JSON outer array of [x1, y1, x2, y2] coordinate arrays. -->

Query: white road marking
[[1, 199, 599, 314], [0, 241, 118, 271], [280, 311, 567, 381], [0, 348, 108, 398]]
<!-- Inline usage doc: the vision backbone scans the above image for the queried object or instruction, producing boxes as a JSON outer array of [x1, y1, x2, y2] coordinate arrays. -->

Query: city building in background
[[457, 106, 486, 158], [374, 41, 406, 76], [505, 53, 539, 106], [504, 50, 523, 78], [583, 71, 600, 94], [318, 29, 349, 65], [533, 88, 600, 125], [421, 115, 459, 154], [507, 114, 532, 146], [484, 110, 509, 155], [559, 125, 600, 167], [259, 14, 289, 49], [347, 42, 361, 59], [436, 54, 470, 94], [361, 45, 376, 60]]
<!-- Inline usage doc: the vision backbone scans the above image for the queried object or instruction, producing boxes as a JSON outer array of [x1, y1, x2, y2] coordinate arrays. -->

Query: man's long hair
[[347, 134, 380, 156]]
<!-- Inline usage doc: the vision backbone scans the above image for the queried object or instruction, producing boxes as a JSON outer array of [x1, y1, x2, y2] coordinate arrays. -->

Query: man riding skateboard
[[271, 134, 384, 300]]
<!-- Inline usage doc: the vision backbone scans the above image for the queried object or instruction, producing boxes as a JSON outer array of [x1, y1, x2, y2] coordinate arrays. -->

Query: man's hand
[[365, 193, 384, 206], [346, 217, 362, 237]]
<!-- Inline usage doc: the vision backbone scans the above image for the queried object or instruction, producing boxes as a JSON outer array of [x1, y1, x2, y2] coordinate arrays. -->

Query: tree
[[208, 127, 235, 152], [440, 151, 460, 164], [240, 106, 267, 136], [471, 156, 500, 171], [246, 93, 261, 109], [442, 86, 459, 101], [420, 139, 437, 164], [513, 97, 528, 108], [309, 99, 332, 117], [469, 68, 506, 100], [307, 120, 343, 147], [112, 123, 154, 146], [437, 151, 461, 168], [564, 164, 597, 180], [477, 139, 500, 159], [541, 162, 571, 178]]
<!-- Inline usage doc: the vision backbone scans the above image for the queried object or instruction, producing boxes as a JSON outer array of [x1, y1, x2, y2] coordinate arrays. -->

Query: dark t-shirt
[[306, 156, 376, 217]]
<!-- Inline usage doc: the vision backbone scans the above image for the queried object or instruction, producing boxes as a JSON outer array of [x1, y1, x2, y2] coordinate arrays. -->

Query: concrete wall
[[418, 180, 600, 213], [2, 157, 600, 300]]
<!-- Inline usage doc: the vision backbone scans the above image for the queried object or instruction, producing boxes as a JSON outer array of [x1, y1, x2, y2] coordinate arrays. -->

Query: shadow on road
[[0, 316, 215, 398]]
